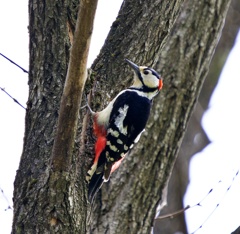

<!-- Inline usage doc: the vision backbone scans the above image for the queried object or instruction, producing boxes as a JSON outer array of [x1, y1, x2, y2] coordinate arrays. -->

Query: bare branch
[[155, 205, 191, 220], [0, 53, 28, 73], [50, 0, 98, 172]]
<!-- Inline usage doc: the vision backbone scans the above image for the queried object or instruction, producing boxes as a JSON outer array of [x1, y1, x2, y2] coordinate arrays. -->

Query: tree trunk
[[155, 0, 240, 233], [12, 0, 231, 233], [88, 0, 231, 233], [12, 0, 84, 233]]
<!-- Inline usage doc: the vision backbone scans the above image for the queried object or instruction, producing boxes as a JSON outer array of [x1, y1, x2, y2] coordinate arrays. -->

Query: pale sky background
[[0, 1, 240, 234]]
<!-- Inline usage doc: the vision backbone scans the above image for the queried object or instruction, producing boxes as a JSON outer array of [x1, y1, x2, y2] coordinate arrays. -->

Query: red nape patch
[[158, 79, 163, 90], [94, 136, 107, 164]]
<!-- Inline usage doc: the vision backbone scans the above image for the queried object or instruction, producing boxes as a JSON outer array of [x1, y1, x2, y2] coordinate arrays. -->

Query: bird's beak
[[125, 59, 140, 74]]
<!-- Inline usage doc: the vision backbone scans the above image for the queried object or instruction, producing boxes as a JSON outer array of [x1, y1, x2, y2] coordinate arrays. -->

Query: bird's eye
[[143, 70, 149, 75]]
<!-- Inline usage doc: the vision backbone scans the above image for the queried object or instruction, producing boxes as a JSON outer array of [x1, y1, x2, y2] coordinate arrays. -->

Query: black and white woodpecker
[[86, 59, 163, 202]]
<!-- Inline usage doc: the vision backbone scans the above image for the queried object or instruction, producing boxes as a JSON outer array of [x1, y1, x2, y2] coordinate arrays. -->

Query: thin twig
[[0, 86, 26, 110], [0, 187, 13, 211], [155, 205, 191, 220], [0, 53, 28, 73]]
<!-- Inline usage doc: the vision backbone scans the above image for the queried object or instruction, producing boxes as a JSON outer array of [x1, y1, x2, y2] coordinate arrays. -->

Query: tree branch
[[51, 0, 98, 172], [155, 205, 190, 220]]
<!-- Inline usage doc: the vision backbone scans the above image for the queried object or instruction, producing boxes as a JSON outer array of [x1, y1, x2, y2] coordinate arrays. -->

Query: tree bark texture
[[46, 0, 98, 231], [12, 0, 232, 233], [155, 0, 240, 232], [12, 0, 84, 233], [88, 0, 231, 233]]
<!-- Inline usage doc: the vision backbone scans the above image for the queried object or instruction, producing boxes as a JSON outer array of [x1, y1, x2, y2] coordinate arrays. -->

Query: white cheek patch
[[142, 74, 159, 88]]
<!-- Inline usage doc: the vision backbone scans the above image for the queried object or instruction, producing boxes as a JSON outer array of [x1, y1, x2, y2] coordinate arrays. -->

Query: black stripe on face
[[137, 70, 144, 85], [144, 68, 160, 79], [128, 86, 158, 93]]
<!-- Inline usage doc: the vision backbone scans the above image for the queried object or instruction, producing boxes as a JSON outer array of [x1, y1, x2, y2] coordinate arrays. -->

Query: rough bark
[[86, 0, 186, 232], [47, 0, 98, 231], [155, 0, 240, 233], [88, 0, 231, 233], [48, 0, 98, 232], [12, 0, 84, 233], [232, 226, 240, 234], [12, 0, 232, 234]]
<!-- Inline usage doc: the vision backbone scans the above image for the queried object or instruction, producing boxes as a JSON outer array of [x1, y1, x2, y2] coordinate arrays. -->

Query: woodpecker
[[86, 59, 163, 202]]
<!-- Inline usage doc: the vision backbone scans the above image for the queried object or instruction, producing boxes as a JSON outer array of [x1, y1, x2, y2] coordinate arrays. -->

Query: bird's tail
[[88, 171, 104, 203]]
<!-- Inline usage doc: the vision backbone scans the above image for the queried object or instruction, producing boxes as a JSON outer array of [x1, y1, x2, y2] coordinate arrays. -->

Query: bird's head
[[125, 59, 163, 95]]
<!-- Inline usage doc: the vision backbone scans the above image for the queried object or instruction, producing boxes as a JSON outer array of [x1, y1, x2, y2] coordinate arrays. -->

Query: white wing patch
[[114, 105, 129, 135]]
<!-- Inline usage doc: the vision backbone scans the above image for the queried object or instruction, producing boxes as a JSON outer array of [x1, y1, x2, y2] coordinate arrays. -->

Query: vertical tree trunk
[[12, 0, 83, 233], [88, 0, 231, 233], [12, 0, 231, 233], [155, 0, 240, 232]]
